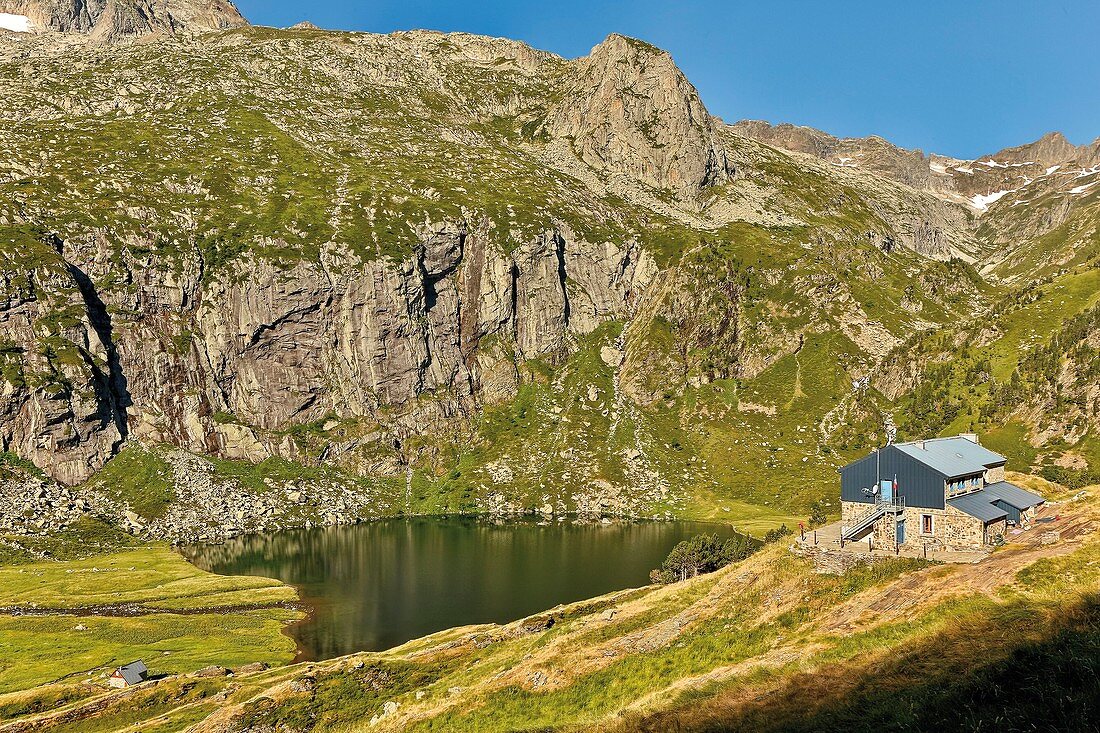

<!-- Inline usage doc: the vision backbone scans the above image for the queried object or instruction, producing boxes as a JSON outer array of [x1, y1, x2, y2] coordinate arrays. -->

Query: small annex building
[[109, 660, 149, 688], [839, 434, 1045, 552]]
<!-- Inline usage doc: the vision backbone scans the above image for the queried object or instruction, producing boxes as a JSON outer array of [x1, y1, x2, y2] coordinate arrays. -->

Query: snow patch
[[969, 190, 1011, 212], [979, 159, 1033, 168], [1070, 181, 1097, 195], [0, 13, 32, 32], [833, 156, 858, 168], [1045, 165, 1061, 175], [979, 159, 1003, 168]]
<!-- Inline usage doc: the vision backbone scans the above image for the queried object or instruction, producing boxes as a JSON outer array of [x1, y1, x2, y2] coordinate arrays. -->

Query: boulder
[[193, 665, 230, 678]]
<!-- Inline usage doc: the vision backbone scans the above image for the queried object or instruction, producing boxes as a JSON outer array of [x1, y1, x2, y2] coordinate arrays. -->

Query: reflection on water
[[183, 517, 743, 661]]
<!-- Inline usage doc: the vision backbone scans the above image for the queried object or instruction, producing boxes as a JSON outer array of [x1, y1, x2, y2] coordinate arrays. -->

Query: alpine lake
[[183, 517, 745, 661]]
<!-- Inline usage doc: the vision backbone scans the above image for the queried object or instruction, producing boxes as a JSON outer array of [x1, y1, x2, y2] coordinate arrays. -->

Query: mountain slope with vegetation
[[1, 15, 1100, 731], [2, 481, 1095, 732], [0, 23, 1030, 538]]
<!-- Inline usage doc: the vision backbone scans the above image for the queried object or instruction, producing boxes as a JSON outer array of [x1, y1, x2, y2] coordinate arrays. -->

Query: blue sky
[[235, 0, 1099, 159]]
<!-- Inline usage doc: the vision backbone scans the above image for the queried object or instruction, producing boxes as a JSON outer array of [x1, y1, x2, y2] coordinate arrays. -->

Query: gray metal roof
[[948, 490, 1009, 522], [895, 437, 1006, 478], [984, 481, 1045, 510], [116, 660, 148, 686]]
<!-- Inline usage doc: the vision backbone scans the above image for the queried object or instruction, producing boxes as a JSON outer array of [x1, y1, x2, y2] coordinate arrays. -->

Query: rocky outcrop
[[0, 0, 246, 41], [0, 446, 396, 546], [0, 471, 91, 535], [3, 221, 655, 483], [109, 449, 393, 543], [990, 131, 1087, 168], [0, 235, 126, 485], [547, 34, 733, 199], [732, 120, 938, 190], [731, 120, 837, 159], [0, 0, 103, 32]]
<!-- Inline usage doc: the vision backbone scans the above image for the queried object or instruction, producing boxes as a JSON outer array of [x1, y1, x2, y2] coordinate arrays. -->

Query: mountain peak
[[989, 130, 1083, 166], [0, 0, 247, 42], [545, 32, 733, 199], [592, 32, 666, 57]]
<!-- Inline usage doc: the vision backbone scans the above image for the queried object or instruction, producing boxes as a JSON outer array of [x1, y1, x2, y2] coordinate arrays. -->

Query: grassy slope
[[982, 181, 1100, 283], [8, 485, 1091, 732], [0, 544, 299, 695], [884, 262, 1100, 472], [261, 489, 1100, 733]]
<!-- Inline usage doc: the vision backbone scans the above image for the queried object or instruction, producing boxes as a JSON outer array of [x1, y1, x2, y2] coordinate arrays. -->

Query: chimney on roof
[[916, 440, 926, 450], [960, 433, 979, 444]]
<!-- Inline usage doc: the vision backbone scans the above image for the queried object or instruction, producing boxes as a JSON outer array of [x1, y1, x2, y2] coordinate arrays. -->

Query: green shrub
[[650, 534, 756, 584], [808, 500, 829, 528], [764, 524, 793, 543], [1040, 464, 1099, 490]]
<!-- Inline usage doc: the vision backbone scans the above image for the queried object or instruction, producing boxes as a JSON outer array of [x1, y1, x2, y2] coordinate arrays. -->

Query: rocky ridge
[[0, 0, 247, 42], [546, 34, 734, 200], [733, 120, 1100, 274]]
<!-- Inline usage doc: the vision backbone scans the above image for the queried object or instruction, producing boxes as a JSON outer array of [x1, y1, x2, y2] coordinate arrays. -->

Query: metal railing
[[840, 495, 906, 545], [876, 494, 906, 512]]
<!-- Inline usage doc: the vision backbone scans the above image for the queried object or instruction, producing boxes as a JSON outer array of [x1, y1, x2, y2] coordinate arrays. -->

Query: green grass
[[0, 611, 296, 695], [0, 452, 48, 482], [231, 660, 450, 732], [0, 683, 99, 722], [0, 545, 299, 694], [0, 517, 139, 565], [614, 595, 1100, 733], [85, 444, 175, 520], [985, 268, 1100, 381], [885, 262, 1100, 472], [0, 545, 294, 610]]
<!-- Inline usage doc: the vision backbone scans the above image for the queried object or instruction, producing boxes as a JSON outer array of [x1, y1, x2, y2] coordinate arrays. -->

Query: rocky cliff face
[[547, 34, 733, 199], [0, 0, 246, 40], [11, 220, 654, 485], [734, 120, 1100, 274], [0, 232, 126, 485], [731, 120, 940, 191]]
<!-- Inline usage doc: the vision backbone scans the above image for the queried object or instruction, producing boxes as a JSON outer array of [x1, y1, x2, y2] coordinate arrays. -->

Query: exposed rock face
[[7, 221, 653, 482], [991, 131, 1088, 167], [731, 120, 938, 191], [0, 235, 126, 485], [730, 120, 835, 158], [547, 34, 733, 199], [0, 0, 101, 32], [0, 0, 246, 40]]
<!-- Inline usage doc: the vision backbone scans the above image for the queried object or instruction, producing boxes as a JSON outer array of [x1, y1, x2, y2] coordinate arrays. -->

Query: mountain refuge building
[[839, 434, 1045, 552], [109, 660, 148, 688]]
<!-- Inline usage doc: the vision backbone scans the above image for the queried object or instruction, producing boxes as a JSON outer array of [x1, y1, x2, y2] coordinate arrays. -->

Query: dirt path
[[822, 506, 1096, 634]]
